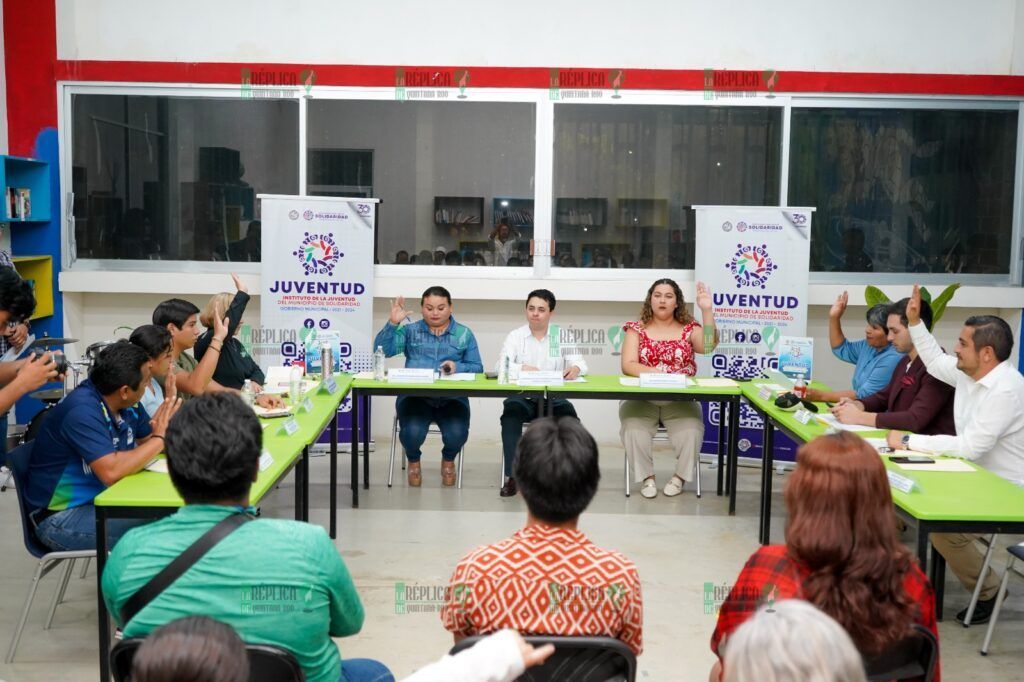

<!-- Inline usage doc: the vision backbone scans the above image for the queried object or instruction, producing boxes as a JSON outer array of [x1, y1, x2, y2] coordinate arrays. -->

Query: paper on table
[[354, 371, 375, 380], [254, 405, 293, 418], [695, 377, 738, 387], [619, 377, 640, 387], [438, 373, 476, 381], [815, 413, 879, 433], [145, 458, 169, 473], [894, 458, 976, 473], [567, 377, 587, 383], [757, 383, 790, 393]]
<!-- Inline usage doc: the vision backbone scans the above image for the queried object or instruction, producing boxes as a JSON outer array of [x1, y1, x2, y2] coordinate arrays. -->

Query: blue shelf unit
[[1, 155, 51, 223]]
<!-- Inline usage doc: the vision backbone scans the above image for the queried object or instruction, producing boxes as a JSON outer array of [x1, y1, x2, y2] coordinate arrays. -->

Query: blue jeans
[[34, 504, 145, 552], [340, 658, 394, 682], [500, 397, 578, 477], [396, 397, 470, 462]]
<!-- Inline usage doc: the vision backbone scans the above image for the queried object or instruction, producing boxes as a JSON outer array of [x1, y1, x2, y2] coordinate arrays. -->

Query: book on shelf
[[7, 188, 31, 220], [494, 208, 533, 225], [434, 207, 481, 225]]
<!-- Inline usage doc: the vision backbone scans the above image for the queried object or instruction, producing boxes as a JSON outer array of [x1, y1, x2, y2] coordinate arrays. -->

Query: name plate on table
[[887, 470, 918, 493], [639, 374, 691, 389], [518, 370, 563, 387], [297, 397, 315, 414], [319, 376, 339, 395], [278, 418, 300, 436], [387, 368, 436, 384], [758, 386, 774, 400], [259, 450, 274, 472], [794, 409, 813, 425]]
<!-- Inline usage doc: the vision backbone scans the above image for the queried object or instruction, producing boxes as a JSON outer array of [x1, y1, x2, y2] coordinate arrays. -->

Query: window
[[789, 107, 1018, 275], [71, 94, 299, 262], [307, 99, 536, 266], [552, 104, 782, 269]]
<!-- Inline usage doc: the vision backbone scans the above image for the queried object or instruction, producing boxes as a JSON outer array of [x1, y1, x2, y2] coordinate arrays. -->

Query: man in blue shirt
[[26, 341, 181, 551], [374, 286, 483, 487], [806, 291, 903, 403]]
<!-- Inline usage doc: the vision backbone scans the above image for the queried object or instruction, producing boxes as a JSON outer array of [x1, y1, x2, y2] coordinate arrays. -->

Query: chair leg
[[44, 559, 75, 630], [79, 557, 90, 579], [456, 448, 464, 489], [981, 556, 1015, 655], [965, 534, 999, 627], [5, 558, 49, 663], [0, 467, 12, 492], [388, 414, 398, 488], [695, 455, 702, 499], [624, 453, 631, 498]]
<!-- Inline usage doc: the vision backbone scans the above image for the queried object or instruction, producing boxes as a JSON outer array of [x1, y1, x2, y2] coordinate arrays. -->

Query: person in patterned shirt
[[709, 432, 939, 681], [441, 417, 643, 655], [620, 278, 718, 498]]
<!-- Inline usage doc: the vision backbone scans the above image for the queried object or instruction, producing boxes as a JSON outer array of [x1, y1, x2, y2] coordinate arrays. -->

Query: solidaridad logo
[[721, 221, 733, 232], [294, 232, 342, 276], [725, 243, 777, 289]]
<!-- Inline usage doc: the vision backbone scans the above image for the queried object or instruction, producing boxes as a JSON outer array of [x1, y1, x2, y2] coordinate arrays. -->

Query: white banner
[[695, 205, 813, 461], [258, 195, 377, 374]]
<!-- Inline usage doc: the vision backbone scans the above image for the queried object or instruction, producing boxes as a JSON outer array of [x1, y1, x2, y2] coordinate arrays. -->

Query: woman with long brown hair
[[619, 278, 718, 498], [710, 432, 939, 679]]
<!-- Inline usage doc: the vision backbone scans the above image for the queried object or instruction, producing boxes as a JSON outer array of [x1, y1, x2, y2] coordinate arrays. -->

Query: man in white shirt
[[496, 290, 587, 497], [885, 285, 1024, 624]]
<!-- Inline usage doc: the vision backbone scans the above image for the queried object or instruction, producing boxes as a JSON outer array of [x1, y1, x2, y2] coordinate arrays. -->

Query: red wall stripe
[[5, 0, 57, 156], [54, 60, 1024, 97]]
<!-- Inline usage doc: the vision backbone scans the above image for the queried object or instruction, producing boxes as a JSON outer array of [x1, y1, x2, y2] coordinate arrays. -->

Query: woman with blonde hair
[[619, 278, 718, 498], [194, 273, 264, 390]]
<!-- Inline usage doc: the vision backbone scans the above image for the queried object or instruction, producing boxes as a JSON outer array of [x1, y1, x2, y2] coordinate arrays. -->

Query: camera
[[30, 350, 69, 376]]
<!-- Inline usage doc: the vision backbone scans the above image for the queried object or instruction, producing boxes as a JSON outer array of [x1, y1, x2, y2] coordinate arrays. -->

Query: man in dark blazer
[[830, 297, 955, 435]]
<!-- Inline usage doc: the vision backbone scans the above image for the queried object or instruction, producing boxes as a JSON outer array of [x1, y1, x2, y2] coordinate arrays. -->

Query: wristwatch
[[901, 434, 911, 450]]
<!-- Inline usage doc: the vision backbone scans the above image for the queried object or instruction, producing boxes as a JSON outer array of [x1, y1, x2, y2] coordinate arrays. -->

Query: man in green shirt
[[102, 393, 393, 682]]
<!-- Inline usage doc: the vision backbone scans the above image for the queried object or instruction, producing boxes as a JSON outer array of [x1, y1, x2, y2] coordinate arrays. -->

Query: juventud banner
[[694, 206, 813, 463]]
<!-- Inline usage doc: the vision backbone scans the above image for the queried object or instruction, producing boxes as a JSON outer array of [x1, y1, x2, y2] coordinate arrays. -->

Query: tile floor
[[0, 441, 1021, 681]]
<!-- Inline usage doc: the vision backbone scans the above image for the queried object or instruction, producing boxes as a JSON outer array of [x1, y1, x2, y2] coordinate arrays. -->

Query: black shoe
[[500, 477, 517, 497], [957, 596, 998, 625]]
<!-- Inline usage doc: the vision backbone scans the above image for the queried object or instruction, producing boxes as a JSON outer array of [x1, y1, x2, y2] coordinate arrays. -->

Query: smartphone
[[891, 456, 935, 464]]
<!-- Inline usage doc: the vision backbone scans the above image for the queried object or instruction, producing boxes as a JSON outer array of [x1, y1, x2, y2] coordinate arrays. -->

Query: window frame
[[57, 81, 1024, 288]]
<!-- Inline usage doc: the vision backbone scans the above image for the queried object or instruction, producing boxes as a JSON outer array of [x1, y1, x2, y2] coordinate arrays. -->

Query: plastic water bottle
[[793, 373, 807, 400], [320, 341, 334, 381], [373, 346, 386, 381], [498, 354, 510, 385], [241, 379, 255, 407], [289, 365, 303, 407]]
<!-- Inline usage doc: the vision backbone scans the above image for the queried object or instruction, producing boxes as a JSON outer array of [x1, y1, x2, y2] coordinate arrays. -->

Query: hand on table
[[563, 365, 581, 380], [439, 360, 456, 375], [830, 401, 865, 425], [886, 430, 907, 450], [256, 393, 285, 409], [803, 388, 824, 402], [829, 291, 849, 320]]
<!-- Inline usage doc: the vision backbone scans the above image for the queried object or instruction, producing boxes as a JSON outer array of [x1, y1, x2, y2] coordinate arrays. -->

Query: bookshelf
[[1, 156, 51, 222], [555, 198, 608, 228], [492, 197, 534, 230], [434, 196, 483, 226], [616, 198, 668, 228], [12, 255, 54, 319]]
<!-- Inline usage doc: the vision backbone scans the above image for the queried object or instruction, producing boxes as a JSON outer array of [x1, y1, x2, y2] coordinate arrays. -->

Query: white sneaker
[[640, 479, 658, 498], [663, 476, 685, 497]]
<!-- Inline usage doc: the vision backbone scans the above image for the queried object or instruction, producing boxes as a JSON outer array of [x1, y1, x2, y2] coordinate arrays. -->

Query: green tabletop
[[352, 373, 544, 394], [547, 374, 742, 396], [94, 378, 350, 509], [740, 380, 887, 442], [883, 455, 1024, 522]]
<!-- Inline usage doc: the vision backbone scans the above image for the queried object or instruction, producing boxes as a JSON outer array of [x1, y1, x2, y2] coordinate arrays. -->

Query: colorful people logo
[[294, 232, 342, 276], [725, 243, 777, 289]]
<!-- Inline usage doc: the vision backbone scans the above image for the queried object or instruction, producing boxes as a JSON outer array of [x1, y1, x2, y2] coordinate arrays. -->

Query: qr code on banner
[[711, 353, 778, 380]]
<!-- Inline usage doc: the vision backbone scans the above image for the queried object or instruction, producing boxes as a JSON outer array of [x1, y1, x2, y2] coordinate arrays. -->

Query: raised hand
[[907, 284, 922, 326], [389, 296, 407, 325], [150, 397, 183, 438], [829, 291, 849, 320], [230, 272, 249, 294], [165, 369, 178, 402], [695, 281, 713, 313], [212, 303, 229, 341]]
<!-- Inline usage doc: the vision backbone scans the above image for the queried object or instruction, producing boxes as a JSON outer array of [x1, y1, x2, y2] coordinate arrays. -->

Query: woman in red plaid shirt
[[710, 432, 939, 680]]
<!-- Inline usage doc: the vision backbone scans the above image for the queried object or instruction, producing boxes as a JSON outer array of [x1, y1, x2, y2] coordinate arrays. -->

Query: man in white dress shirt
[[886, 285, 1024, 624], [496, 290, 587, 497]]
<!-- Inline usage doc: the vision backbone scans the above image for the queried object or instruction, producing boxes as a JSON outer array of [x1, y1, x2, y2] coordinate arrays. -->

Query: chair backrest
[[6, 441, 50, 559], [863, 624, 938, 682], [110, 637, 305, 682], [451, 635, 636, 682]]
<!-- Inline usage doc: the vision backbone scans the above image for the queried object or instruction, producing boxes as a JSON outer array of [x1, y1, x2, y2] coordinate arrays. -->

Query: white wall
[[55, 0, 1024, 76], [67, 290, 1015, 446]]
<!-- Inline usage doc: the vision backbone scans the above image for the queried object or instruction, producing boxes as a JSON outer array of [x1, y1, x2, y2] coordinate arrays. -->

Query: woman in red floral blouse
[[619, 278, 718, 498]]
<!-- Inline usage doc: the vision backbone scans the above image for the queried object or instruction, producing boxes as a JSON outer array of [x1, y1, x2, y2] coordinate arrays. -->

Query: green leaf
[[864, 285, 891, 307], [918, 287, 932, 304], [929, 283, 961, 326]]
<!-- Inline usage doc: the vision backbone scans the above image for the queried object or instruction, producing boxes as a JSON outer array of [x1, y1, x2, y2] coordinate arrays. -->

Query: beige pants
[[619, 400, 704, 483], [931, 533, 1001, 601]]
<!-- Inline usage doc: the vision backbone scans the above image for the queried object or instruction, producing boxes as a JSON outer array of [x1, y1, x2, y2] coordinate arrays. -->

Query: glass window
[[307, 100, 536, 267], [789, 107, 1018, 274], [71, 95, 298, 261], [552, 104, 782, 269]]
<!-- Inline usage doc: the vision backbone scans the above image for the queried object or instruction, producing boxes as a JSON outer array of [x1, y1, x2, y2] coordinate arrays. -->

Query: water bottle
[[320, 341, 334, 381], [793, 373, 807, 400], [373, 346, 386, 382], [498, 354, 510, 385], [241, 379, 255, 407], [289, 365, 304, 407]]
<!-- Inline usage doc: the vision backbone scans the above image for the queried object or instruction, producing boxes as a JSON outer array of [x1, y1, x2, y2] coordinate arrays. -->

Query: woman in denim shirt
[[374, 286, 483, 487]]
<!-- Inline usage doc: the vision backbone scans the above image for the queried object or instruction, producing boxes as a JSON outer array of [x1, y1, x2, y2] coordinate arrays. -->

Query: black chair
[[111, 637, 305, 682], [5, 442, 95, 663], [451, 635, 636, 682], [863, 624, 938, 682]]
